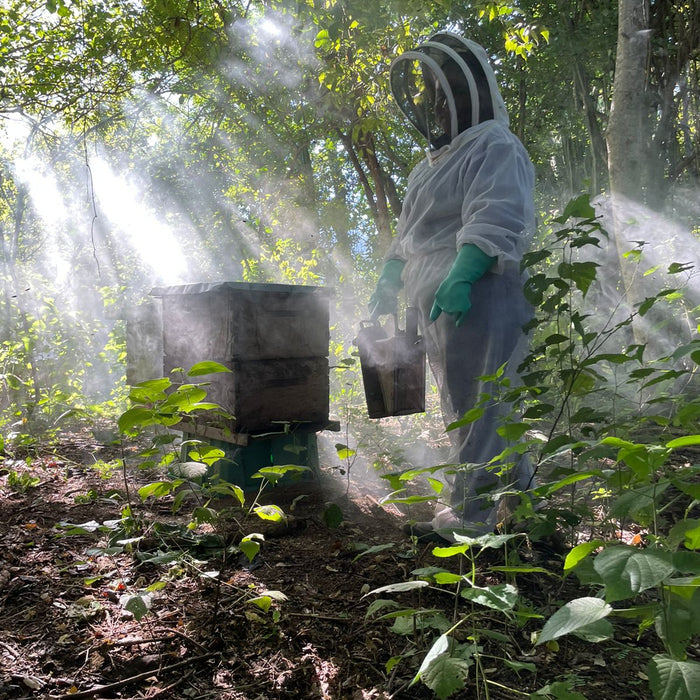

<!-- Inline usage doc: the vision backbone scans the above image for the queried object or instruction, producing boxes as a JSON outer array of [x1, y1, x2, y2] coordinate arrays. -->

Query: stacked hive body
[[151, 282, 331, 434], [128, 282, 334, 488]]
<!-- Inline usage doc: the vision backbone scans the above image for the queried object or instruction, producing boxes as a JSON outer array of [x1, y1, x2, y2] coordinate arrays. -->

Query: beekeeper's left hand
[[430, 244, 495, 326]]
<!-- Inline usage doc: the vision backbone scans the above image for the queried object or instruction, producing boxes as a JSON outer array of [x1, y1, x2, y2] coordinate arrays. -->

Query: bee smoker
[[354, 307, 426, 419]]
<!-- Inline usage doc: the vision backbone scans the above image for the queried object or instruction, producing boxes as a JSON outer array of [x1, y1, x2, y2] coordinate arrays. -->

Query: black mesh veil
[[389, 33, 498, 149]]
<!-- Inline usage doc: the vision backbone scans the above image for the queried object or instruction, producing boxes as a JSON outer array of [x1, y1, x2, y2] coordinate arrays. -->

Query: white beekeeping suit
[[370, 33, 536, 541]]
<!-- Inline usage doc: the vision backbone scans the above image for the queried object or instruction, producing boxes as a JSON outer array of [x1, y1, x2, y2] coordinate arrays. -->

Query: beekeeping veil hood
[[389, 33, 509, 150]]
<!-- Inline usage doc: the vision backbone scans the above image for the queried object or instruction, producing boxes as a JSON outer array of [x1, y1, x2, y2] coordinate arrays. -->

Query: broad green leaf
[[412, 633, 449, 686], [248, 590, 287, 611], [253, 505, 286, 522], [138, 480, 178, 500], [504, 659, 536, 673], [452, 532, 522, 549], [432, 543, 471, 558], [323, 503, 344, 528], [497, 422, 529, 440], [128, 378, 171, 402], [119, 593, 153, 621], [248, 595, 272, 612], [352, 543, 394, 562], [461, 583, 519, 611], [647, 655, 700, 700], [433, 572, 464, 584], [365, 599, 401, 618], [187, 361, 231, 376], [420, 651, 472, 699], [533, 680, 588, 699], [118, 406, 156, 434], [564, 540, 606, 571], [446, 407, 484, 431], [558, 261, 599, 296], [170, 461, 208, 479], [572, 618, 614, 642], [666, 435, 700, 449], [555, 194, 596, 223], [364, 580, 429, 597], [594, 547, 675, 602], [239, 534, 263, 562], [537, 597, 612, 645], [187, 446, 225, 467], [252, 465, 309, 484], [427, 478, 444, 495], [536, 470, 603, 498], [335, 443, 356, 459]]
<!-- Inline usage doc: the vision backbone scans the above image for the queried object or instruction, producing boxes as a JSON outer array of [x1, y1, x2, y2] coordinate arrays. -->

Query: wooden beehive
[[150, 282, 331, 435]]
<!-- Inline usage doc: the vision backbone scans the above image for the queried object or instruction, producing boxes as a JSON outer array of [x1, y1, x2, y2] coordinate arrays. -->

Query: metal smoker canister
[[355, 308, 426, 419]]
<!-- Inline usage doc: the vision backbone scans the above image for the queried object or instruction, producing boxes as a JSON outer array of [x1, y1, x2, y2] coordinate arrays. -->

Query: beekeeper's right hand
[[369, 259, 405, 319]]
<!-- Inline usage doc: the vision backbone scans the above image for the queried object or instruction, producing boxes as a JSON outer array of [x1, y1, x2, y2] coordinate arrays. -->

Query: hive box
[[148, 282, 332, 435]]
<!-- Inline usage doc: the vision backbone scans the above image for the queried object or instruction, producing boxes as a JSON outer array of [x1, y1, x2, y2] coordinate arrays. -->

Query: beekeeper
[[369, 33, 536, 542]]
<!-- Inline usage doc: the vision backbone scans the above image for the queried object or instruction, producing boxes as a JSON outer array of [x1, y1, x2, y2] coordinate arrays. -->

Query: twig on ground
[[52, 651, 219, 700], [154, 626, 210, 654]]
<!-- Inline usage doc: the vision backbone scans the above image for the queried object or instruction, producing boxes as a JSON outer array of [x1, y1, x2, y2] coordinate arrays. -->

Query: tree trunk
[[607, 0, 650, 202], [605, 0, 651, 340]]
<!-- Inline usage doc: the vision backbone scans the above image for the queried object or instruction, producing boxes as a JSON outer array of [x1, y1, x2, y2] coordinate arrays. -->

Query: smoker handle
[[405, 307, 419, 342]]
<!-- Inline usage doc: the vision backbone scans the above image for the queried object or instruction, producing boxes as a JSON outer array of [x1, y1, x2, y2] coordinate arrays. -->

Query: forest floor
[[0, 430, 671, 699]]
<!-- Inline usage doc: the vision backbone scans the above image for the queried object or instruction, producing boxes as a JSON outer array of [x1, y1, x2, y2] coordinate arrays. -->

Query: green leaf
[[647, 655, 700, 700], [666, 435, 700, 449], [335, 443, 356, 459], [564, 540, 606, 571], [420, 651, 472, 699], [248, 590, 287, 611], [364, 580, 429, 597], [323, 502, 344, 528], [497, 422, 529, 441], [365, 598, 401, 618], [537, 597, 612, 645], [452, 532, 522, 550], [240, 534, 263, 562], [352, 543, 394, 562], [118, 406, 157, 434], [248, 595, 272, 612], [252, 465, 309, 484], [412, 633, 449, 686], [119, 593, 153, 621], [138, 480, 179, 500], [187, 361, 232, 376], [461, 583, 519, 611], [447, 407, 484, 431], [253, 505, 286, 522], [555, 194, 596, 222], [128, 378, 171, 403], [533, 679, 588, 699], [572, 617, 614, 642], [504, 659, 536, 674], [558, 261, 599, 296], [594, 547, 675, 602], [171, 461, 208, 479], [668, 520, 700, 551]]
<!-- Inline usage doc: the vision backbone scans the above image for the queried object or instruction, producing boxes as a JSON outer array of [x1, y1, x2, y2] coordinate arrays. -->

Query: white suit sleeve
[[456, 137, 535, 272]]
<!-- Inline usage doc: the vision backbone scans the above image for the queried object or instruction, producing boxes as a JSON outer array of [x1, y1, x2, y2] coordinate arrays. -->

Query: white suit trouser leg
[[405, 251, 533, 532]]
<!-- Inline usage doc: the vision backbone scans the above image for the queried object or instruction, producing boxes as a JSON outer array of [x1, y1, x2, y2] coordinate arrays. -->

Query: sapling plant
[[368, 195, 700, 699], [56, 361, 296, 625]]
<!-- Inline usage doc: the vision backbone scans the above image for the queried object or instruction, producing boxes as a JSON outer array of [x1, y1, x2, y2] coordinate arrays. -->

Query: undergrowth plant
[[369, 195, 700, 699], [57, 361, 295, 626]]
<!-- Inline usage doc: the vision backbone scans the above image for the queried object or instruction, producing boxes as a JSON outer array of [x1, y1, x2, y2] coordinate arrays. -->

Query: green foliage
[[366, 196, 700, 699]]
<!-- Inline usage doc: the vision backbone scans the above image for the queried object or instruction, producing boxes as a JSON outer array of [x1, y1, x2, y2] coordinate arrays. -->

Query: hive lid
[[150, 281, 332, 297]]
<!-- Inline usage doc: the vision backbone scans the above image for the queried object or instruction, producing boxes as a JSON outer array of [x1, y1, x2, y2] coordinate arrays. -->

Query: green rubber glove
[[369, 259, 405, 319], [430, 244, 496, 326]]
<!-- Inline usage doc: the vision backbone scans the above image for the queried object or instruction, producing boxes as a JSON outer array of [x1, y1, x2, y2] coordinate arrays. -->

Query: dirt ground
[[0, 431, 672, 699]]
